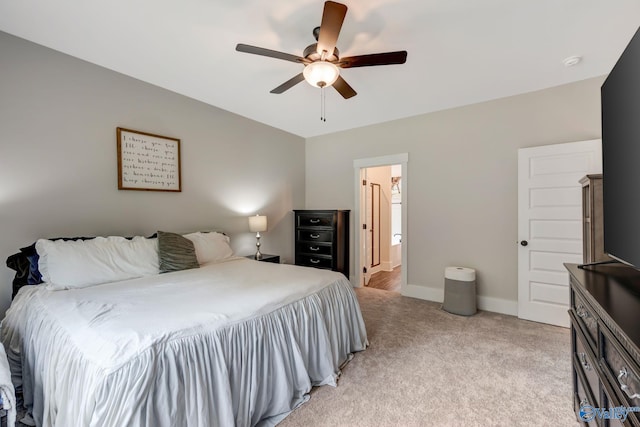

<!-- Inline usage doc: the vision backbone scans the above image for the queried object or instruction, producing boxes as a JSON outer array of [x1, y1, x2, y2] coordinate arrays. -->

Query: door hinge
[[362, 224, 367, 229], [362, 179, 367, 186]]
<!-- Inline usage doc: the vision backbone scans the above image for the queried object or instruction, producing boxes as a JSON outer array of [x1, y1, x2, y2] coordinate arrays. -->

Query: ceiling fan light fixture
[[303, 61, 340, 88], [236, 1, 406, 100]]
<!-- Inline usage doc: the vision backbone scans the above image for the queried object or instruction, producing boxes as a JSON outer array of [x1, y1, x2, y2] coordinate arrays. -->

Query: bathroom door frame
[[353, 153, 408, 293], [370, 182, 381, 269]]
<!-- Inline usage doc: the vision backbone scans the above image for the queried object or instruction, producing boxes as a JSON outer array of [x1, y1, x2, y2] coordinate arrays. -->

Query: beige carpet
[[280, 287, 577, 427]]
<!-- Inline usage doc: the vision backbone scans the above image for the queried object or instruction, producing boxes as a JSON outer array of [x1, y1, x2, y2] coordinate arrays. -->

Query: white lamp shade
[[249, 215, 267, 232], [303, 61, 340, 88]]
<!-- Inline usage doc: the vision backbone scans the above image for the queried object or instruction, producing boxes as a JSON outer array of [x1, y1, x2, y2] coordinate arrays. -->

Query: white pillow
[[183, 232, 233, 265], [36, 236, 159, 290]]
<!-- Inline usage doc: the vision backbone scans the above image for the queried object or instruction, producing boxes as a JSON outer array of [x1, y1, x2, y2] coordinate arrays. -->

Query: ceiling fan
[[235, 1, 408, 100]]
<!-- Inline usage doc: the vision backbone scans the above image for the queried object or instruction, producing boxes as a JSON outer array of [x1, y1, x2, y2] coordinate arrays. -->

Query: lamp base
[[255, 232, 262, 260]]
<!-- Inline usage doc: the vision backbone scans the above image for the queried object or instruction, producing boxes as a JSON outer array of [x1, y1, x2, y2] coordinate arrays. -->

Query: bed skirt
[[2, 276, 367, 427]]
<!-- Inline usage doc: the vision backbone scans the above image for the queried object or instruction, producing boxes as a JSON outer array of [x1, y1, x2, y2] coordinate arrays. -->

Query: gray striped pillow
[[157, 231, 200, 273]]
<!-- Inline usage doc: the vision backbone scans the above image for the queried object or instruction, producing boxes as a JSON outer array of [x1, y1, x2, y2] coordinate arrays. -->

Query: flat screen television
[[602, 26, 640, 269]]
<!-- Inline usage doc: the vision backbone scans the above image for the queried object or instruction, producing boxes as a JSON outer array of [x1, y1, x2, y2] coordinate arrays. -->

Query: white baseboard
[[401, 284, 517, 316], [402, 283, 444, 302], [477, 295, 518, 316]]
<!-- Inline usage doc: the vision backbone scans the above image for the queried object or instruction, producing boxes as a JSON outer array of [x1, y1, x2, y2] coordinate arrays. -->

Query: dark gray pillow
[[157, 231, 199, 273]]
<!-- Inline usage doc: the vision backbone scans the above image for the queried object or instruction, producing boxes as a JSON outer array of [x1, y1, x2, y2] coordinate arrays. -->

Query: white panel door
[[361, 169, 372, 285], [518, 140, 602, 327]]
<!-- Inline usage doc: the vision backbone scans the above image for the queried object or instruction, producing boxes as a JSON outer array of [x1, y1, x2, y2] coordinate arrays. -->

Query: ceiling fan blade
[[236, 44, 307, 64], [270, 73, 305, 94], [317, 1, 347, 58], [332, 75, 357, 99], [338, 51, 408, 68]]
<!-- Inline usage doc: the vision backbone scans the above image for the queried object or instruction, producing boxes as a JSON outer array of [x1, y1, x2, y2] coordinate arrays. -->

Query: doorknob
[[520, 240, 528, 247]]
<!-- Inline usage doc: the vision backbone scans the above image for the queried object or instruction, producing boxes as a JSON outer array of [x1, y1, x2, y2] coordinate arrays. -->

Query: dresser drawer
[[297, 230, 333, 243], [296, 255, 333, 270], [296, 212, 335, 228], [297, 242, 332, 256], [575, 365, 601, 427], [599, 359, 635, 427], [600, 326, 640, 423], [572, 312, 601, 408], [573, 289, 599, 351]]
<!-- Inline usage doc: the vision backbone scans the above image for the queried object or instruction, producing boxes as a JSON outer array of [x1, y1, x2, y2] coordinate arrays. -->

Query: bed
[[1, 233, 368, 426]]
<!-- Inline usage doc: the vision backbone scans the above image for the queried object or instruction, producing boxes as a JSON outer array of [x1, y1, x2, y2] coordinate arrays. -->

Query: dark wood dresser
[[566, 263, 640, 426], [293, 210, 349, 277], [580, 174, 612, 264]]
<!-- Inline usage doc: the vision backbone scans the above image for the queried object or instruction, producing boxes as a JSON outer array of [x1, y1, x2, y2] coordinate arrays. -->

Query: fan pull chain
[[320, 86, 327, 122], [320, 86, 323, 121], [318, 82, 327, 122]]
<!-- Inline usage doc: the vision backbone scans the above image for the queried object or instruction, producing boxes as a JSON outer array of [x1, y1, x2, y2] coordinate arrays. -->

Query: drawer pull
[[309, 246, 320, 251], [309, 219, 320, 224], [618, 368, 640, 400], [310, 259, 320, 264], [576, 304, 589, 319], [579, 353, 591, 371], [310, 233, 320, 239]]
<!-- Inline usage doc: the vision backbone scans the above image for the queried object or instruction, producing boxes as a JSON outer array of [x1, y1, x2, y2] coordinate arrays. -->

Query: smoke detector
[[563, 56, 582, 67]]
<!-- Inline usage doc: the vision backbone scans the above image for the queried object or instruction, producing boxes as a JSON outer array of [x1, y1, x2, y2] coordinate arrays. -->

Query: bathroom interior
[[363, 164, 402, 292]]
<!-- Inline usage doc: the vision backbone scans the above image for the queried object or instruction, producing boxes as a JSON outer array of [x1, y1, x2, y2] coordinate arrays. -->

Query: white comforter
[[1, 258, 368, 426], [0, 339, 16, 427]]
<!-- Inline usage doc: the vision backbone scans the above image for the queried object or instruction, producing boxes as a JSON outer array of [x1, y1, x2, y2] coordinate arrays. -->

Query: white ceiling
[[1, 1, 639, 138]]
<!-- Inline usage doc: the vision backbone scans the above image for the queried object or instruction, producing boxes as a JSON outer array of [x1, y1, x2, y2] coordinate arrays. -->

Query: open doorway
[[361, 165, 402, 292], [353, 153, 408, 294]]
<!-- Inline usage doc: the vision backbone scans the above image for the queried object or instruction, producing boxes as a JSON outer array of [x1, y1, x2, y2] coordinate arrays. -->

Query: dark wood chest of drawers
[[294, 210, 349, 277], [566, 263, 640, 426]]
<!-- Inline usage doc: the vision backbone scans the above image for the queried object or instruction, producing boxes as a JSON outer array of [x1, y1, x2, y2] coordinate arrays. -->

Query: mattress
[[1, 258, 368, 426]]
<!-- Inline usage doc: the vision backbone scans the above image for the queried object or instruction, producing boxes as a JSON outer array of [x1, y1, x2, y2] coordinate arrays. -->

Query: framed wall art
[[117, 127, 181, 192]]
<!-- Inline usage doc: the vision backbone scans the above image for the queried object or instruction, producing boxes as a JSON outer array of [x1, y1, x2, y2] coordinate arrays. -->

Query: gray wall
[[0, 30, 606, 317], [0, 32, 305, 314], [305, 76, 604, 314]]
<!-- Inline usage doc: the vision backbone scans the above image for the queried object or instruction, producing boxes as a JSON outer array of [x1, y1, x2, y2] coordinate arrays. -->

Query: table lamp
[[248, 215, 267, 260]]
